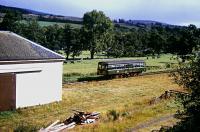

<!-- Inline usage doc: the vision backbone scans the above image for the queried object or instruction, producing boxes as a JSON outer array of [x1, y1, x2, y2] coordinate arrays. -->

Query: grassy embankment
[[0, 74, 182, 131], [63, 53, 178, 82]]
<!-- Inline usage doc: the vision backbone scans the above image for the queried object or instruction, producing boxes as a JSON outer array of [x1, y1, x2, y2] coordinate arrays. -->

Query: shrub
[[107, 110, 120, 121]]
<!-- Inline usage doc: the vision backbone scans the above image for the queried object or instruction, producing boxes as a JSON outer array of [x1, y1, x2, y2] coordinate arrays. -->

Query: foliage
[[165, 56, 200, 131], [1, 10, 199, 59], [22, 20, 45, 44], [82, 10, 114, 59], [0, 10, 22, 31], [148, 27, 166, 55], [107, 110, 120, 121], [62, 24, 82, 59]]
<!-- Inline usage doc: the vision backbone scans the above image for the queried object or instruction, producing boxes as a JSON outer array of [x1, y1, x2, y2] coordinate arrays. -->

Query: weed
[[107, 110, 120, 121]]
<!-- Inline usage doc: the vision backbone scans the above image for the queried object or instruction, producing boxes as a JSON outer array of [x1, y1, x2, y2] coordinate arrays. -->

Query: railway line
[[141, 69, 176, 76], [64, 69, 175, 85]]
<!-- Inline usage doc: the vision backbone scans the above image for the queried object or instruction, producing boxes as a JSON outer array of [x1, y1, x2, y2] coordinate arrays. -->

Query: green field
[[63, 53, 178, 82], [38, 21, 82, 28], [20, 20, 82, 28]]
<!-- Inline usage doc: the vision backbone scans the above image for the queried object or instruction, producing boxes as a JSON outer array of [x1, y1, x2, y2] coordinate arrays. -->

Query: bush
[[165, 63, 171, 69], [107, 110, 120, 121]]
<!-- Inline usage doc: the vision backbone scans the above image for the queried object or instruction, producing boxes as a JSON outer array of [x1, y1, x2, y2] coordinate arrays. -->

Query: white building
[[0, 31, 65, 111]]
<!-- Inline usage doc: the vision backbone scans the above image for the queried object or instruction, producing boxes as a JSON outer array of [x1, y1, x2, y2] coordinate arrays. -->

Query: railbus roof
[[98, 60, 145, 65]]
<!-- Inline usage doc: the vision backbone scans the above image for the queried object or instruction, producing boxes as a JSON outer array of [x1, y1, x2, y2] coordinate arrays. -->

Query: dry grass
[[138, 118, 179, 132], [0, 74, 182, 131], [64, 74, 182, 131]]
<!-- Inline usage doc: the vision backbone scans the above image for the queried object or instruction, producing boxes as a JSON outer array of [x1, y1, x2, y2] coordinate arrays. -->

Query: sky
[[1, 0, 200, 27]]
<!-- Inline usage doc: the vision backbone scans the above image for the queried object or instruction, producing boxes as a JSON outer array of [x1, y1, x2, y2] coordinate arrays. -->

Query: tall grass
[[0, 74, 182, 131]]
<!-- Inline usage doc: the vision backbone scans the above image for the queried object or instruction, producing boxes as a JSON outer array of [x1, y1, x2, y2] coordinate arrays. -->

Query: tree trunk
[[72, 53, 75, 60], [107, 53, 109, 58], [66, 51, 70, 60], [90, 48, 95, 59]]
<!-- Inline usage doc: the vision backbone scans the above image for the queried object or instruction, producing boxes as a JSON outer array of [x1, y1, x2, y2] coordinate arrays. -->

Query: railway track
[[141, 69, 176, 76], [64, 69, 175, 85]]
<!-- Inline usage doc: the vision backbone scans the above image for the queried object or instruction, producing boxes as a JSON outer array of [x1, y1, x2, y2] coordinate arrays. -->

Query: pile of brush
[[39, 110, 100, 132], [64, 110, 100, 125]]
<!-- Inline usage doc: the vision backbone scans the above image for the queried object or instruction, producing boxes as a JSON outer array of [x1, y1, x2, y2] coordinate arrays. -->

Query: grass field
[[63, 54, 178, 82], [20, 20, 82, 28], [0, 74, 182, 131], [38, 21, 82, 28]]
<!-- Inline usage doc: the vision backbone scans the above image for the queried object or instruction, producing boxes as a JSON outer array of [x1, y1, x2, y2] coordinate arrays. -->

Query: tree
[[162, 32, 200, 131], [108, 31, 125, 57], [62, 24, 82, 60], [0, 10, 22, 31], [22, 20, 45, 44], [148, 28, 166, 57], [62, 24, 73, 60], [70, 28, 82, 59], [102, 30, 114, 58], [82, 10, 113, 59], [44, 24, 63, 51], [171, 25, 199, 61], [165, 55, 200, 132]]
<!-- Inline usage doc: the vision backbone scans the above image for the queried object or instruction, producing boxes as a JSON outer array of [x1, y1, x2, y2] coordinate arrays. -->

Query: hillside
[[115, 19, 179, 29], [0, 4, 179, 28], [0, 4, 49, 15], [0, 4, 82, 24]]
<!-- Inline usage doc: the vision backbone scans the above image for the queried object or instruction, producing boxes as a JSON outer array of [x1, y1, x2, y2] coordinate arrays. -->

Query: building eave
[[0, 59, 65, 65]]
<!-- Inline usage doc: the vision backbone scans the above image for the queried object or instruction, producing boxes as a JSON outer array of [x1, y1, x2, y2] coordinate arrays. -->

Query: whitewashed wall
[[0, 62, 63, 108]]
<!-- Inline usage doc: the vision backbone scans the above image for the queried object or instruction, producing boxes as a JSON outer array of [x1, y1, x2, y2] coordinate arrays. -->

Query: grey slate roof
[[0, 31, 65, 61]]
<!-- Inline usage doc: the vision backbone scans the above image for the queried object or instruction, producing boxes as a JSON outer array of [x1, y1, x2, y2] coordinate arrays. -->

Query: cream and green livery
[[97, 60, 146, 77]]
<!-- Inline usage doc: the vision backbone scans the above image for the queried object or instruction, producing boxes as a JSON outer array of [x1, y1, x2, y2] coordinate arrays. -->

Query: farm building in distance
[[0, 31, 65, 111]]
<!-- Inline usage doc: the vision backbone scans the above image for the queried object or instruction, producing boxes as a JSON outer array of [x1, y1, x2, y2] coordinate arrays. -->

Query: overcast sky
[[1, 0, 200, 27]]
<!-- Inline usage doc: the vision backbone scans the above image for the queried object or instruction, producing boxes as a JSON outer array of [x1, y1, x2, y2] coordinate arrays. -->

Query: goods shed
[[0, 31, 65, 111]]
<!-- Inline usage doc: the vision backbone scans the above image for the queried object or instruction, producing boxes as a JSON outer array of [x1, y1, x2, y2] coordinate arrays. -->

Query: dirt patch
[[127, 114, 175, 132]]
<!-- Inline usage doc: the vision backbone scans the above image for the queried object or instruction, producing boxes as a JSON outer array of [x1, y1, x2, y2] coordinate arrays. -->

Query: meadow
[[0, 74, 182, 131], [20, 20, 82, 28], [38, 21, 82, 28], [63, 53, 178, 82]]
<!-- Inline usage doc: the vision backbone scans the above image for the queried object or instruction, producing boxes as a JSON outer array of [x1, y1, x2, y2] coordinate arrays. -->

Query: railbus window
[[108, 64, 116, 70], [101, 65, 106, 70]]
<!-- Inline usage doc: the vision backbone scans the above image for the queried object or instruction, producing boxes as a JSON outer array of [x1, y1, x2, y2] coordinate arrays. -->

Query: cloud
[[1, 0, 200, 26]]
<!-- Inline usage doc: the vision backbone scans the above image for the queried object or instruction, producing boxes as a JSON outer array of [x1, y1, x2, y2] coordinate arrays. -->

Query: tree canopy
[[1, 10, 199, 60], [162, 54, 200, 132], [0, 10, 22, 31], [82, 10, 113, 59]]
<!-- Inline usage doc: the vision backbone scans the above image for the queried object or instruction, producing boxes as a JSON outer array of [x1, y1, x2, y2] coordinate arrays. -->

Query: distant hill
[[0, 4, 179, 28], [0, 4, 50, 15], [0, 4, 82, 23], [114, 19, 179, 29]]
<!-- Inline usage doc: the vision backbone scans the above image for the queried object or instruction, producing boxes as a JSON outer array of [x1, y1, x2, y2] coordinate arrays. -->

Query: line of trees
[[0, 10, 200, 60]]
